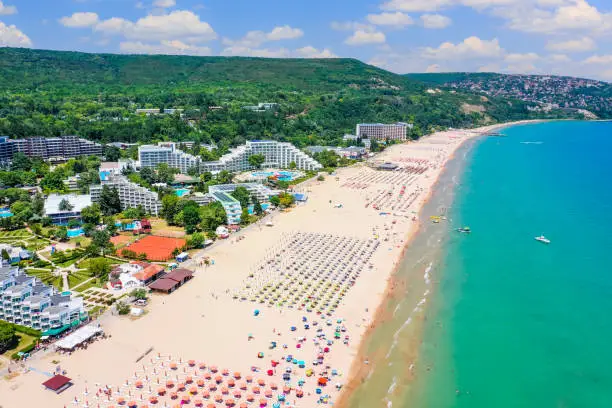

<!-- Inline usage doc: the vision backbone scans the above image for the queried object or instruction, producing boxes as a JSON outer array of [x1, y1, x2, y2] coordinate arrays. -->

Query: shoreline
[[0, 119, 544, 408], [335, 119, 542, 408]]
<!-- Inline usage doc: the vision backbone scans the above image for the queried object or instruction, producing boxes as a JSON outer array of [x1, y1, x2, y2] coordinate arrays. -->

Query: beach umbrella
[[202, 391, 210, 399], [186, 376, 193, 384], [221, 386, 229, 395], [170, 392, 178, 400], [194, 400, 203, 407]]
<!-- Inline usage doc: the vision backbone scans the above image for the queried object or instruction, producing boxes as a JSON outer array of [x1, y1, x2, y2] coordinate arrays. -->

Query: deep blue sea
[[345, 121, 612, 408], [412, 121, 612, 407]]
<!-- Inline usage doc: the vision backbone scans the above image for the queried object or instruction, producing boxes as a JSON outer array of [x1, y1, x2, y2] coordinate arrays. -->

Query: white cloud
[[220, 46, 291, 58], [153, 0, 176, 8], [94, 10, 216, 42], [381, 0, 450, 12], [421, 14, 452, 28], [583, 54, 612, 64], [345, 29, 386, 45], [0, 1, 17, 15], [549, 53, 571, 62], [546, 36, 596, 52], [422, 36, 503, 59], [478, 62, 502, 72], [330, 21, 372, 31], [59, 12, 100, 28], [295, 46, 338, 58], [223, 25, 303, 48], [366, 12, 414, 28], [499, 0, 612, 34], [120, 40, 211, 56], [267, 25, 303, 41], [504, 52, 540, 63], [425, 64, 441, 72], [0, 21, 32, 47]]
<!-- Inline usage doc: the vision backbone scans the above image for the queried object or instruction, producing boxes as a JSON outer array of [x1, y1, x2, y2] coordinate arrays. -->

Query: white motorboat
[[535, 235, 550, 244]]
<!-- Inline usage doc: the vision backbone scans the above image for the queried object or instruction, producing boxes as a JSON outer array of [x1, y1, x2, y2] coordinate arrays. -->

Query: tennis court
[[123, 235, 186, 261]]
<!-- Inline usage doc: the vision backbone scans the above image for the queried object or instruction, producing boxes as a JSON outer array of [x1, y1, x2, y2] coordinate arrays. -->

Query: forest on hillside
[[0, 48, 575, 150]]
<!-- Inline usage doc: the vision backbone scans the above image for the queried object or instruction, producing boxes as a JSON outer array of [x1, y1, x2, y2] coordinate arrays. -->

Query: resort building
[[63, 175, 81, 192], [355, 123, 412, 141], [90, 174, 161, 216], [0, 267, 87, 333], [0, 135, 102, 164], [209, 183, 277, 203], [139, 140, 322, 174], [242, 103, 279, 112], [0, 244, 30, 266], [44, 194, 93, 225], [138, 142, 200, 174], [209, 190, 242, 225], [201, 141, 322, 173]]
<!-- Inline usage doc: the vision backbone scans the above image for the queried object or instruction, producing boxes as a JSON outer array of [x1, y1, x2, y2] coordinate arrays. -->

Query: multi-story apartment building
[[208, 191, 242, 225], [44, 194, 93, 225], [209, 183, 277, 203], [139, 141, 322, 175], [90, 174, 162, 216], [0, 266, 86, 333], [138, 143, 200, 174], [0, 136, 103, 164], [355, 123, 412, 141]]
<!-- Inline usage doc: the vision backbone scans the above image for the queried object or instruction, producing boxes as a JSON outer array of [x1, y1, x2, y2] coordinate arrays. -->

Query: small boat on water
[[457, 227, 471, 233], [535, 235, 550, 244]]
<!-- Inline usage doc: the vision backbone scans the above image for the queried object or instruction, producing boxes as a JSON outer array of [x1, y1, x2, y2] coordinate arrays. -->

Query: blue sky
[[1, 0, 611, 80]]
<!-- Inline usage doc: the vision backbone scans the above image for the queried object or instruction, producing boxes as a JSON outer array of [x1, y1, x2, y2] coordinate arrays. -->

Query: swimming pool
[[115, 222, 137, 231], [175, 188, 190, 197], [247, 203, 270, 214], [0, 210, 13, 218], [250, 171, 301, 182], [67, 228, 84, 238]]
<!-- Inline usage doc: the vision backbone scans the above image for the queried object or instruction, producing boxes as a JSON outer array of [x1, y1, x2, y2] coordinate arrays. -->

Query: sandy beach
[[0, 122, 533, 408]]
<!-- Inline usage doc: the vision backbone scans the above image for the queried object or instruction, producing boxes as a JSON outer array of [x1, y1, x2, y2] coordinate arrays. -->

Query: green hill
[[405, 72, 612, 118], [0, 48, 575, 147]]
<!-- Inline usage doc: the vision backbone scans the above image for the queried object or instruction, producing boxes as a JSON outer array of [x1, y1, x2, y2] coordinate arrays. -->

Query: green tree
[[253, 198, 264, 216], [116, 301, 131, 315], [88, 257, 111, 282], [40, 170, 67, 192], [31, 194, 45, 217], [231, 186, 251, 208], [55, 226, 69, 241], [182, 204, 201, 234], [80, 203, 101, 225], [131, 288, 147, 300], [99, 186, 122, 216], [187, 232, 205, 248], [248, 154, 266, 169], [0, 321, 16, 353], [10, 152, 32, 172], [104, 145, 121, 161], [161, 194, 180, 224], [58, 198, 74, 211], [278, 192, 295, 208], [269, 195, 280, 207], [288, 161, 297, 170], [240, 207, 250, 226], [156, 163, 178, 184], [201, 202, 228, 233], [1, 249, 10, 261], [216, 170, 233, 185], [88, 230, 113, 256], [104, 216, 118, 236]]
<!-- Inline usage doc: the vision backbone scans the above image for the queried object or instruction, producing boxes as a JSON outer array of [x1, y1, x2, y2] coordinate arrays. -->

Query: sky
[[1, 0, 612, 81]]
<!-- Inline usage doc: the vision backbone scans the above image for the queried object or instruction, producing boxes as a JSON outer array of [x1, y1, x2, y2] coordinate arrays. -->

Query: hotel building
[[0, 266, 87, 333], [0, 136, 103, 164], [138, 141, 322, 174], [90, 174, 162, 216], [355, 123, 412, 141]]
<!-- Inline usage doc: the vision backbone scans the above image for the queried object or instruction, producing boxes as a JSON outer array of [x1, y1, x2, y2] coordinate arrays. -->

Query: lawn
[[67, 270, 93, 289], [25, 268, 62, 290], [77, 257, 122, 269], [150, 219, 186, 237], [73, 278, 101, 293], [2, 332, 36, 359]]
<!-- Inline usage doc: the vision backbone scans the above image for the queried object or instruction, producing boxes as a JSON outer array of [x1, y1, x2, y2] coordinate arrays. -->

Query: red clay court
[[123, 235, 187, 261]]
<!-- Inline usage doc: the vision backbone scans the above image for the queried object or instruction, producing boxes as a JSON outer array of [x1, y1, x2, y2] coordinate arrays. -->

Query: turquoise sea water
[[412, 121, 612, 407]]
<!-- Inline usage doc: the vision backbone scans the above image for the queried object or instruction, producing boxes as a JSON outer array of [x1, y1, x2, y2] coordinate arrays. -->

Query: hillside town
[[444, 74, 612, 118]]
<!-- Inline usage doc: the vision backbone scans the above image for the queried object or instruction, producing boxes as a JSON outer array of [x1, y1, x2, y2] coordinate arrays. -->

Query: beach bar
[[42, 375, 73, 394], [148, 268, 194, 294]]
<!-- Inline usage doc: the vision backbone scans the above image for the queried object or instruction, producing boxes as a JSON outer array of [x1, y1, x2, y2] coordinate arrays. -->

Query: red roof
[[130, 261, 150, 268], [165, 268, 193, 282], [148, 278, 179, 292], [133, 264, 164, 282], [42, 375, 72, 391]]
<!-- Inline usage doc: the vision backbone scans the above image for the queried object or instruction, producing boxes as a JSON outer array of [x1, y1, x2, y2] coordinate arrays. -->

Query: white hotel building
[[138, 141, 322, 174], [0, 266, 86, 333], [356, 123, 412, 141], [90, 174, 162, 216]]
